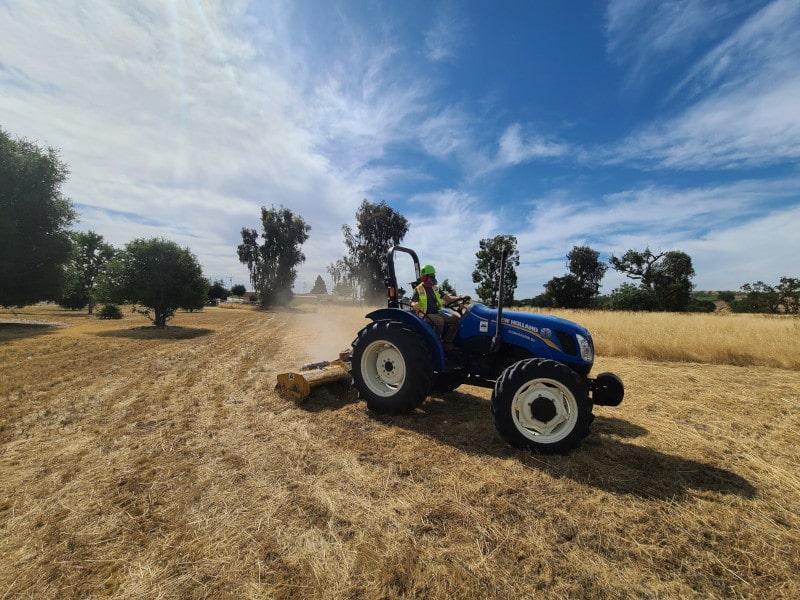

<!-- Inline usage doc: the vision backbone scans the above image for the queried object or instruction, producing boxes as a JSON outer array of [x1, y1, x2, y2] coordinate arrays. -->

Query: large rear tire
[[351, 321, 433, 414], [491, 358, 592, 454]]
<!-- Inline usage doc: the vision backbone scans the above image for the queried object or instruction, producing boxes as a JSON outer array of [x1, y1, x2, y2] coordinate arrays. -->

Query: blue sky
[[2, 0, 798, 298]]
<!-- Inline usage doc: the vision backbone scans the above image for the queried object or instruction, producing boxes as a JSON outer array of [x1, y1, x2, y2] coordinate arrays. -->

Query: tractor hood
[[459, 303, 595, 366]]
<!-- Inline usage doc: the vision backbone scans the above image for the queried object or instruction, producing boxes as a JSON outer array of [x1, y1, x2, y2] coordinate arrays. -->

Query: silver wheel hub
[[512, 378, 577, 441], [361, 341, 406, 397]]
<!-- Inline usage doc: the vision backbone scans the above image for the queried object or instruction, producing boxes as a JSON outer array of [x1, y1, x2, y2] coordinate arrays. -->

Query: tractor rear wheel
[[491, 358, 592, 454], [351, 321, 432, 414]]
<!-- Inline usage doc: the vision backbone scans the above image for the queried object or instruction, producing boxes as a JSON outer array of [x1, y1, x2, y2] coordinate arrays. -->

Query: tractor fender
[[365, 308, 446, 371]]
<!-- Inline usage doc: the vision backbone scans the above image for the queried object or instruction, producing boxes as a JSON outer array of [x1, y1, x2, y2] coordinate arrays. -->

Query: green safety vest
[[415, 283, 442, 314]]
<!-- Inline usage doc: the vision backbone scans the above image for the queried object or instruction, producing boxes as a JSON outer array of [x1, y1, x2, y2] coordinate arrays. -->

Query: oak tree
[[609, 247, 695, 311], [99, 238, 208, 327], [545, 246, 607, 308], [1, 128, 76, 306], [59, 231, 116, 313]]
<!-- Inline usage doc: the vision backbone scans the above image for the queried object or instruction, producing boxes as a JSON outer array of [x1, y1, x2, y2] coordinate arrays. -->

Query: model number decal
[[502, 317, 548, 337], [502, 318, 561, 351]]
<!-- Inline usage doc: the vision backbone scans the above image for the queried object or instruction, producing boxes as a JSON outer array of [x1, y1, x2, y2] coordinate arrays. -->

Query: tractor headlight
[[576, 334, 593, 362]]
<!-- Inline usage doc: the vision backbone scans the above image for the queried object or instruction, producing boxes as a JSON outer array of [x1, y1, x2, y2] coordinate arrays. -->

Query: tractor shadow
[[292, 382, 361, 411], [385, 389, 757, 501]]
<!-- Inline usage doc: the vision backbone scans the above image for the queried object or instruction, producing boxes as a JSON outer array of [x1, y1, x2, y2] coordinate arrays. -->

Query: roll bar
[[385, 246, 421, 308]]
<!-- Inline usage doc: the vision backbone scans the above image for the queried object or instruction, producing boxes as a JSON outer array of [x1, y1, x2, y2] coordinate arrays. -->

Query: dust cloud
[[291, 304, 371, 364]]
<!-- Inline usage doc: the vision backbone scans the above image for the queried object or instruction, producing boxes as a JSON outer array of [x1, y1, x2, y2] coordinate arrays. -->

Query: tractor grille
[[555, 331, 578, 356]]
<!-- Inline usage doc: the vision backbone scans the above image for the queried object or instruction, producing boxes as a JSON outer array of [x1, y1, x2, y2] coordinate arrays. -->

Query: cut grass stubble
[[0, 304, 798, 599]]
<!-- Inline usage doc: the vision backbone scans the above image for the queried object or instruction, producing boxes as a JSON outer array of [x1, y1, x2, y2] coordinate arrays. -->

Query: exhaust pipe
[[491, 249, 508, 354]]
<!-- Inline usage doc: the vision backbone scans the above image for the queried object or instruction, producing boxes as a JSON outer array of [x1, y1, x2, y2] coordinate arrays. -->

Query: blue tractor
[[349, 246, 624, 454]]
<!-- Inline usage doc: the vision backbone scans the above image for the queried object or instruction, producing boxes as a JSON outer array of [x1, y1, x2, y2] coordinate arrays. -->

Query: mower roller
[[276, 350, 351, 402]]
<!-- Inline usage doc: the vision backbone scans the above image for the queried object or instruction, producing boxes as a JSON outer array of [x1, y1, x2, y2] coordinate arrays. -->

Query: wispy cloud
[[509, 177, 800, 293], [496, 124, 570, 166], [605, 0, 747, 86], [606, 0, 800, 169], [2, 0, 797, 297], [0, 0, 434, 284], [462, 123, 574, 179], [424, 3, 467, 62], [671, 0, 799, 98], [615, 76, 800, 169], [402, 190, 500, 293], [416, 106, 473, 159], [681, 203, 800, 290]]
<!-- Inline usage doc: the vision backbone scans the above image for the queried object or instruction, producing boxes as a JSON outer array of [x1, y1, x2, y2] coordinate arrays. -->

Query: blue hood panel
[[458, 303, 593, 364]]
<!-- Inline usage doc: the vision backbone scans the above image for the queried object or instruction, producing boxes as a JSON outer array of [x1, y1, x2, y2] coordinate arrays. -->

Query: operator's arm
[[442, 293, 468, 304], [410, 289, 423, 315]]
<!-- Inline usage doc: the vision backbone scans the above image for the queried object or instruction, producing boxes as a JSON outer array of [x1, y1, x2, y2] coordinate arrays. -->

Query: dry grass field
[[1, 303, 798, 599]]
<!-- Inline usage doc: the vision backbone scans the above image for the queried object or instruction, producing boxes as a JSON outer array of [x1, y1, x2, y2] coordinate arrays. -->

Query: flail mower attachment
[[275, 350, 352, 402]]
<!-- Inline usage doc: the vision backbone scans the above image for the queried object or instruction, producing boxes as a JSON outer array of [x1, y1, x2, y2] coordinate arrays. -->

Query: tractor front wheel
[[351, 321, 432, 414], [491, 358, 592, 454]]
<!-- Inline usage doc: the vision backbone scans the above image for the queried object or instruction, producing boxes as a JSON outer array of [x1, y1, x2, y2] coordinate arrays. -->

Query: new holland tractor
[[278, 246, 624, 454]]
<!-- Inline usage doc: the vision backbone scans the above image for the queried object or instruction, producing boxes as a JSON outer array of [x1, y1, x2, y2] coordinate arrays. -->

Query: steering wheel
[[444, 295, 471, 316]]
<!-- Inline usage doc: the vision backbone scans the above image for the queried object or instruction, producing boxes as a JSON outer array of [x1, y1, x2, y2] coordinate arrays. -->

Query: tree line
[[237, 199, 799, 314], [2, 127, 209, 327], [233, 198, 705, 312], [535, 246, 698, 312], [236, 200, 522, 308], [3, 125, 798, 320]]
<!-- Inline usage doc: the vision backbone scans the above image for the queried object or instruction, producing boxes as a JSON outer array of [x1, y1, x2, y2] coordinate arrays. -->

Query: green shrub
[[97, 304, 123, 319], [607, 283, 658, 311], [687, 298, 716, 313], [717, 291, 736, 303]]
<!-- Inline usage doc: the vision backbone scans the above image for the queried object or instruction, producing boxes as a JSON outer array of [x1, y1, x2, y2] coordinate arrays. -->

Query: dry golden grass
[[518, 308, 800, 370], [1, 304, 798, 599]]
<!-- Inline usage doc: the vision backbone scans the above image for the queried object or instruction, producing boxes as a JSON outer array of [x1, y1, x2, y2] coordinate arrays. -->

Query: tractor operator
[[411, 264, 468, 351]]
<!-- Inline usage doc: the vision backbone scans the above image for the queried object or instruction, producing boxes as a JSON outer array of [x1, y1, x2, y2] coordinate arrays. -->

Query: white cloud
[[671, 0, 800, 98], [680, 205, 800, 290], [497, 124, 569, 165], [508, 178, 800, 296], [399, 190, 500, 295], [605, 0, 742, 84], [608, 0, 800, 169], [464, 123, 573, 179], [608, 0, 732, 54], [3, 0, 797, 301], [0, 1, 438, 289], [424, 3, 466, 63], [416, 106, 473, 159], [619, 76, 800, 169]]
